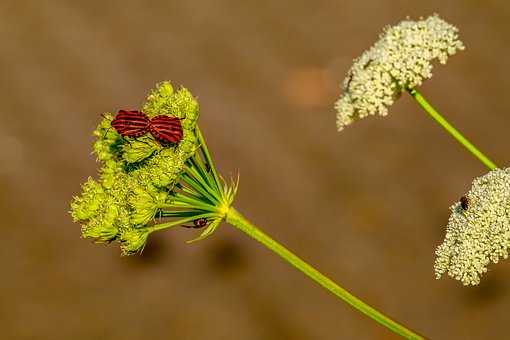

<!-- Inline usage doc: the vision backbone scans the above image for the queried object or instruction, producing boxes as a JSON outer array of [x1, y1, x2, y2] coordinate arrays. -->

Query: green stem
[[226, 207, 424, 339], [407, 88, 497, 170]]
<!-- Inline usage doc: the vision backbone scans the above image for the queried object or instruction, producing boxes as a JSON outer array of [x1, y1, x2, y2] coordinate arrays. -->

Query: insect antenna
[[99, 113, 113, 139], [102, 128, 112, 140], [136, 136, 155, 147]]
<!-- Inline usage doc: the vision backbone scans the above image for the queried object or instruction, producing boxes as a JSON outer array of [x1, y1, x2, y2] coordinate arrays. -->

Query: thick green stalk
[[407, 88, 497, 170], [226, 207, 424, 339]]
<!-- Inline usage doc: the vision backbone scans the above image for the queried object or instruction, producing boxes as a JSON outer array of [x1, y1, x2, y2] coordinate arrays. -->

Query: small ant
[[181, 218, 209, 229]]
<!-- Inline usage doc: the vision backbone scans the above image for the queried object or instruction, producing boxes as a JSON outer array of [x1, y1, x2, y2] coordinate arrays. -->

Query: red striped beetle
[[111, 110, 183, 144], [149, 115, 183, 144], [111, 110, 150, 138]]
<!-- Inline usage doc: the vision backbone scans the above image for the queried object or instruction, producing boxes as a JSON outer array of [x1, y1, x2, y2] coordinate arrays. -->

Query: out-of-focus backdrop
[[2, 1, 509, 339]]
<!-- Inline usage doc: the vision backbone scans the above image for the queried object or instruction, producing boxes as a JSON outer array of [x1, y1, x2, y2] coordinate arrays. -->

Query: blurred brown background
[[1, 1, 509, 339]]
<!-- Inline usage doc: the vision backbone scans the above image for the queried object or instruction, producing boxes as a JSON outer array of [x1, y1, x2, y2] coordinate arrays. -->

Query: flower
[[70, 81, 200, 254], [70, 177, 106, 221], [129, 183, 170, 225], [434, 168, 510, 285], [143, 81, 199, 121], [122, 135, 161, 163], [120, 228, 151, 255], [77, 173, 134, 242], [335, 14, 464, 131]]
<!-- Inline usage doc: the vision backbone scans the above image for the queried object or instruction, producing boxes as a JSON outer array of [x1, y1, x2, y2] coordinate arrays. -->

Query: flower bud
[[120, 228, 150, 255], [92, 113, 122, 161], [122, 136, 161, 163], [81, 205, 119, 242], [70, 178, 106, 221], [143, 82, 198, 119], [100, 160, 123, 189], [129, 184, 169, 225], [133, 148, 184, 188]]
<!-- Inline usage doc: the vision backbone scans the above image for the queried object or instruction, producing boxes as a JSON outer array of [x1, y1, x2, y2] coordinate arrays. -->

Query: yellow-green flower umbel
[[434, 168, 510, 285], [335, 14, 464, 131], [70, 81, 234, 255]]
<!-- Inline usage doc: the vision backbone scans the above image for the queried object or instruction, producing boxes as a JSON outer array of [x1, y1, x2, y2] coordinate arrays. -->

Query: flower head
[[70, 81, 200, 254], [335, 14, 464, 131], [70, 177, 106, 221], [434, 168, 510, 285]]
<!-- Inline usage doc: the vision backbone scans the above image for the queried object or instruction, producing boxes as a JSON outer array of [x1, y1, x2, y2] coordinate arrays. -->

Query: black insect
[[460, 196, 469, 211], [182, 218, 209, 229]]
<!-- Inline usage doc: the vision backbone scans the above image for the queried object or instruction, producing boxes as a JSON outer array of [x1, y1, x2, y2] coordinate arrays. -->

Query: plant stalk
[[226, 207, 424, 339], [407, 88, 497, 170]]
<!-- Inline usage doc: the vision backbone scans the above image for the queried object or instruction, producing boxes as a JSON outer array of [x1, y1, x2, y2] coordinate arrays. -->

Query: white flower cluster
[[335, 15, 464, 131], [434, 168, 510, 285]]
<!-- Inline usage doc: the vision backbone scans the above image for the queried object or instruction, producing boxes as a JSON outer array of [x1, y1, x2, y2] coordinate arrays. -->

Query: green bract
[[70, 81, 200, 254]]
